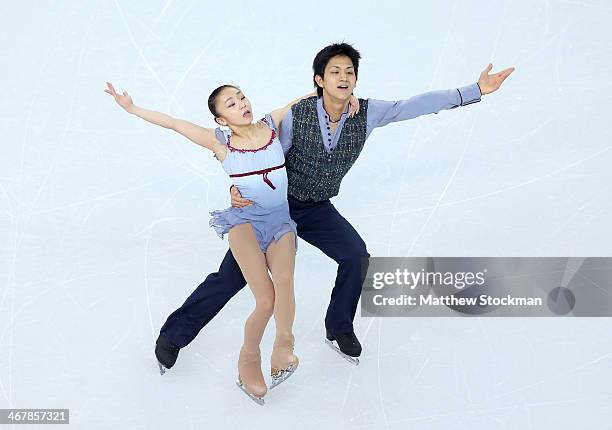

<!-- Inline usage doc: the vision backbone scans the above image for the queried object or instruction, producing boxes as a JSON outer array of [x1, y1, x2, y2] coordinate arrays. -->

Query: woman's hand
[[348, 94, 360, 118], [104, 81, 134, 112], [230, 185, 252, 208], [477, 64, 515, 95]]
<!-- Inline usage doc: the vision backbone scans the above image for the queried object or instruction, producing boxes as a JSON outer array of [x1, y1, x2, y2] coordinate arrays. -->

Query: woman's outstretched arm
[[104, 81, 221, 154]]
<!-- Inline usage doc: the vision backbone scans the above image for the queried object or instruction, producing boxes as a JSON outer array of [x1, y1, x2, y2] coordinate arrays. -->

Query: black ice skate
[[325, 329, 361, 366], [155, 335, 179, 375]]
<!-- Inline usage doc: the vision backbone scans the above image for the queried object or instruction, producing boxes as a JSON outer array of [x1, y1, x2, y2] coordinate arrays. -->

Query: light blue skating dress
[[209, 114, 298, 254]]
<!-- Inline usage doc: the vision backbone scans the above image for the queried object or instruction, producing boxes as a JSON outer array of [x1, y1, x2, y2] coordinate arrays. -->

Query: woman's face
[[214, 87, 253, 126]]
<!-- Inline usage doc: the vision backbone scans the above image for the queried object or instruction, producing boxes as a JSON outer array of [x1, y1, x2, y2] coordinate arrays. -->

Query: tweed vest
[[286, 97, 369, 202]]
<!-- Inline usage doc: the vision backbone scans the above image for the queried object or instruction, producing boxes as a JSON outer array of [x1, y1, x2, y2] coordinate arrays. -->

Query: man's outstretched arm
[[366, 63, 515, 137]]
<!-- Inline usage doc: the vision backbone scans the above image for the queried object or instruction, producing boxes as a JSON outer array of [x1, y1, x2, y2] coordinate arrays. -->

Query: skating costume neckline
[[226, 117, 276, 153]]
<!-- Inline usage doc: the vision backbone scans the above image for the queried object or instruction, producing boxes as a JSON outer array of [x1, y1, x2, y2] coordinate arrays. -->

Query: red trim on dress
[[226, 117, 276, 153], [229, 162, 285, 190]]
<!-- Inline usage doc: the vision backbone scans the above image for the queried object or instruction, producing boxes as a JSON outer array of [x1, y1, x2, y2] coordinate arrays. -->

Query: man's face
[[214, 87, 253, 126], [316, 55, 357, 100]]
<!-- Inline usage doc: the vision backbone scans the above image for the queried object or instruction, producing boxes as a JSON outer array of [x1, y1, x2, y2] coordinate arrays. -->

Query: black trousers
[[159, 195, 371, 348]]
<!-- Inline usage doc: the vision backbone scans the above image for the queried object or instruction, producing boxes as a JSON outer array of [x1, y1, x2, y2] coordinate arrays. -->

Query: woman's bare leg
[[228, 223, 275, 399], [265, 232, 299, 377]]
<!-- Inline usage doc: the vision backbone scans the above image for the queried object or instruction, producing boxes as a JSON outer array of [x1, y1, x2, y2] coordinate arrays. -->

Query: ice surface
[[1, 0, 611, 428]]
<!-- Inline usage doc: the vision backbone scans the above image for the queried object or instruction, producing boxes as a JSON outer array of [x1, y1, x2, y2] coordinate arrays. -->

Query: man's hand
[[477, 63, 515, 95], [230, 185, 252, 208]]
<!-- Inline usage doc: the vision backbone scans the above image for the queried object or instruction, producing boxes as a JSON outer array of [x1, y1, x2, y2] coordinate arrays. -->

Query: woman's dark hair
[[312, 42, 361, 97], [207, 84, 239, 122]]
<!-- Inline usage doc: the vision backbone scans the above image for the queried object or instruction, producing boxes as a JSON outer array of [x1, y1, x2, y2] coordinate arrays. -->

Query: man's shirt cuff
[[457, 82, 482, 106]]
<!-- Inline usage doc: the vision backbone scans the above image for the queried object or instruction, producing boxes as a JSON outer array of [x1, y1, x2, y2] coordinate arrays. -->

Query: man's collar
[[317, 96, 350, 118]]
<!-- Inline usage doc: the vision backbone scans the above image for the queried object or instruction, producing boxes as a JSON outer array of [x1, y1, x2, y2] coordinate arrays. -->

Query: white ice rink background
[[1, 0, 611, 428]]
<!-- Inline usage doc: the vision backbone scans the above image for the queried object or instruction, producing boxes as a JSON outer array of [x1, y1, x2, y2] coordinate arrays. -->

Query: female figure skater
[[104, 81, 358, 405]]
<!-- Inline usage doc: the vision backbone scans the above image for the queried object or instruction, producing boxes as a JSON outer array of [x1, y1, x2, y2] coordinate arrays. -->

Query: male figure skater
[[155, 42, 514, 369]]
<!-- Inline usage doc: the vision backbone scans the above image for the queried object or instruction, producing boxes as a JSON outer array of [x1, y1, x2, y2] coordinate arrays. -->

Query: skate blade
[[236, 379, 265, 406], [158, 361, 168, 375], [325, 339, 360, 366], [269, 363, 298, 389]]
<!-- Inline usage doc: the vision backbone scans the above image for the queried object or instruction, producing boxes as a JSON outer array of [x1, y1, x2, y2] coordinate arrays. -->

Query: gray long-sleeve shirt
[[278, 82, 482, 154]]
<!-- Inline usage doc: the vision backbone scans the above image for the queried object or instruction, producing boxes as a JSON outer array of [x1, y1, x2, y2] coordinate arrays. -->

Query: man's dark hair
[[312, 42, 361, 97], [207, 84, 239, 123]]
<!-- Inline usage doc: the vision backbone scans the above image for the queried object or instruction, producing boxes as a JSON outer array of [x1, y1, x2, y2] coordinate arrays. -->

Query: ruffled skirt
[[209, 201, 298, 254]]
